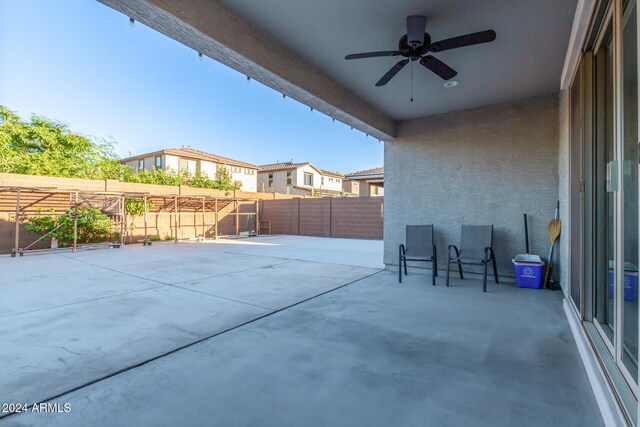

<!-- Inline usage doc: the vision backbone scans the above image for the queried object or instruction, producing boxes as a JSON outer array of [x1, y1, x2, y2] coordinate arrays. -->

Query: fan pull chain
[[410, 61, 414, 102]]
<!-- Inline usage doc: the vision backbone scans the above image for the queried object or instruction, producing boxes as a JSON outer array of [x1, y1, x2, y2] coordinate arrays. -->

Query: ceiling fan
[[345, 16, 496, 87]]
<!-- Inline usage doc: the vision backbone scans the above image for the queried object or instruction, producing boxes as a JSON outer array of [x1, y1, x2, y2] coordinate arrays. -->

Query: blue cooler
[[513, 255, 545, 289], [608, 263, 639, 301]]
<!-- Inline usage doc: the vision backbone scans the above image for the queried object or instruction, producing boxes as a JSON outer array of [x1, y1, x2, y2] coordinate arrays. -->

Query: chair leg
[[431, 260, 436, 286], [433, 246, 438, 277], [404, 257, 408, 276], [458, 260, 464, 280], [446, 258, 451, 287], [398, 248, 402, 284], [492, 255, 499, 284], [483, 261, 488, 292]]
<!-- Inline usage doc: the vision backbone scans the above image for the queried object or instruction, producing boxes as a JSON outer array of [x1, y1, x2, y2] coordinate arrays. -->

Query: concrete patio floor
[[0, 236, 602, 426]]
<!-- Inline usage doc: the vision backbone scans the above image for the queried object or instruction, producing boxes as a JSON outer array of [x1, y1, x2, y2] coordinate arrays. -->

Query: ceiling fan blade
[[345, 51, 401, 60], [420, 55, 458, 80], [407, 15, 427, 46], [375, 59, 409, 86], [430, 29, 496, 52]]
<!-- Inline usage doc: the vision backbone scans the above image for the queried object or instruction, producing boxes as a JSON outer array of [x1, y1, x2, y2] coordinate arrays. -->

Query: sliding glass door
[[621, 0, 639, 385], [593, 16, 616, 349], [571, 0, 640, 421]]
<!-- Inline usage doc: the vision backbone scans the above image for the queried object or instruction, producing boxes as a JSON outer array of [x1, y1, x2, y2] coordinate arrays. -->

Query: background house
[[258, 162, 345, 196], [344, 167, 384, 197], [120, 147, 258, 191]]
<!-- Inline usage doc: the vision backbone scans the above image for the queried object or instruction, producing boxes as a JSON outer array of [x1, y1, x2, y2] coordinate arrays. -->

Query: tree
[[188, 166, 242, 191], [0, 105, 244, 192], [0, 106, 121, 179], [124, 197, 155, 243]]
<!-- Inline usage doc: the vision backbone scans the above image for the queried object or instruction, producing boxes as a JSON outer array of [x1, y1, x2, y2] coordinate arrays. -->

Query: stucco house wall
[[384, 95, 559, 279], [342, 179, 359, 194], [200, 160, 217, 178], [234, 167, 257, 192], [257, 169, 292, 193], [296, 164, 322, 191], [164, 154, 180, 172], [321, 174, 343, 192]]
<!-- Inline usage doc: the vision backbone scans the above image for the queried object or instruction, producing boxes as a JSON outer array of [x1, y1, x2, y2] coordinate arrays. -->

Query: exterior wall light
[[444, 80, 459, 88]]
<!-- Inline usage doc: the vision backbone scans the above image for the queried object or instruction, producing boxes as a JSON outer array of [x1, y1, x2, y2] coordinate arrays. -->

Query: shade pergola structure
[[141, 194, 260, 244], [0, 186, 260, 257]]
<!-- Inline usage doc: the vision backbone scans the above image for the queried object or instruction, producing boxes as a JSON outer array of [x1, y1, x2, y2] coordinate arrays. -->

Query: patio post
[[143, 194, 148, 245], [255, 199, 259, 236], [120, 195, 126, 244], [214, 198, 219, 239], [235, 199, 239, 237], [174, 196, 178, 243], [202, 197, 206, 240], [13, 188, 20, 257], [73, 191, 78, 251]]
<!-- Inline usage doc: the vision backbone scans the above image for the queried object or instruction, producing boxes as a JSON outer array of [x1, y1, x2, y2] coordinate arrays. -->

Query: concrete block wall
[[330, 197, 384, 239], [384, 95, 560, 278], [260, 197, 383, 240]]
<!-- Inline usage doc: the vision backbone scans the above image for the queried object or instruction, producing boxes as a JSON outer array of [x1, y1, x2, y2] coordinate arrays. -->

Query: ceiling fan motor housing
[[407, 15, 427, 46]]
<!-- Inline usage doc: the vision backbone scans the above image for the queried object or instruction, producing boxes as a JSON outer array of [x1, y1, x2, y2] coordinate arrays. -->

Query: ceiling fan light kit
[[345, 15, 495, 91]]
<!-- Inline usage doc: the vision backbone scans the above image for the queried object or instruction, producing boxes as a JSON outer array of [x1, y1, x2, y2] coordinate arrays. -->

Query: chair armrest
[[484, 247, 495, 262], [399, 244, 406, 256], [448, 245, 460, 259]]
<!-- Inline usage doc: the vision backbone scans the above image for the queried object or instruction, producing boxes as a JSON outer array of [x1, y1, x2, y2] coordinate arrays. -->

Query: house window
[[179, 159, 197, 175], [231, 166, 242, 173], [138, 159, 144, 170], [268, 173, 273, 187], [155, 156, 162, 169], [336, 178, 340, 183], [245, 168, 254, 175], [321, 176, 325, 185], [286, 171, 292, 185], [304, 173, 313, 186]]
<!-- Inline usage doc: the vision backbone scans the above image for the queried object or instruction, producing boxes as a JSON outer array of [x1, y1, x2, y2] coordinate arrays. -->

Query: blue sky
[[0, 0, 382, 174]]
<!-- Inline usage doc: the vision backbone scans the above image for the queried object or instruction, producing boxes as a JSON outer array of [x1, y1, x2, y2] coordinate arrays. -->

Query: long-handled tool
[[524, 213, 530, 254], [543, 201, 561, 289]]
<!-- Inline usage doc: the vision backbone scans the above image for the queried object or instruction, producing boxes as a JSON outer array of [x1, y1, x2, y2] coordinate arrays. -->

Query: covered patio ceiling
[[99, 0, 578, 139]]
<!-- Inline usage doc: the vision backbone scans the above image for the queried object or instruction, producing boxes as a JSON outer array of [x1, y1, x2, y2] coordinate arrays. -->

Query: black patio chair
[[399, 225, 438, 286], [446, 225, 499, 292]]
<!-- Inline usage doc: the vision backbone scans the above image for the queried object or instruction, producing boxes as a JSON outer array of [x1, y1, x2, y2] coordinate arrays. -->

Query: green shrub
[[25, 208, 111, 246]]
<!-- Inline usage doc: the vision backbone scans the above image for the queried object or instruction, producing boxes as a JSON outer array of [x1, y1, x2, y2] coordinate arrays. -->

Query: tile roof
[[120, 147, 258, 169], [320, 169, 345, 178], [163, 147, 258, 169], [259, 162, 345, 177], [345, 167, 384, 179], [259, 162, 310, 172]]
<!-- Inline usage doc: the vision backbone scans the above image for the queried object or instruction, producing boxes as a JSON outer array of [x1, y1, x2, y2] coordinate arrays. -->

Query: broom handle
[[544, 239, 556, 288], [524, 214, 529, 254]]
